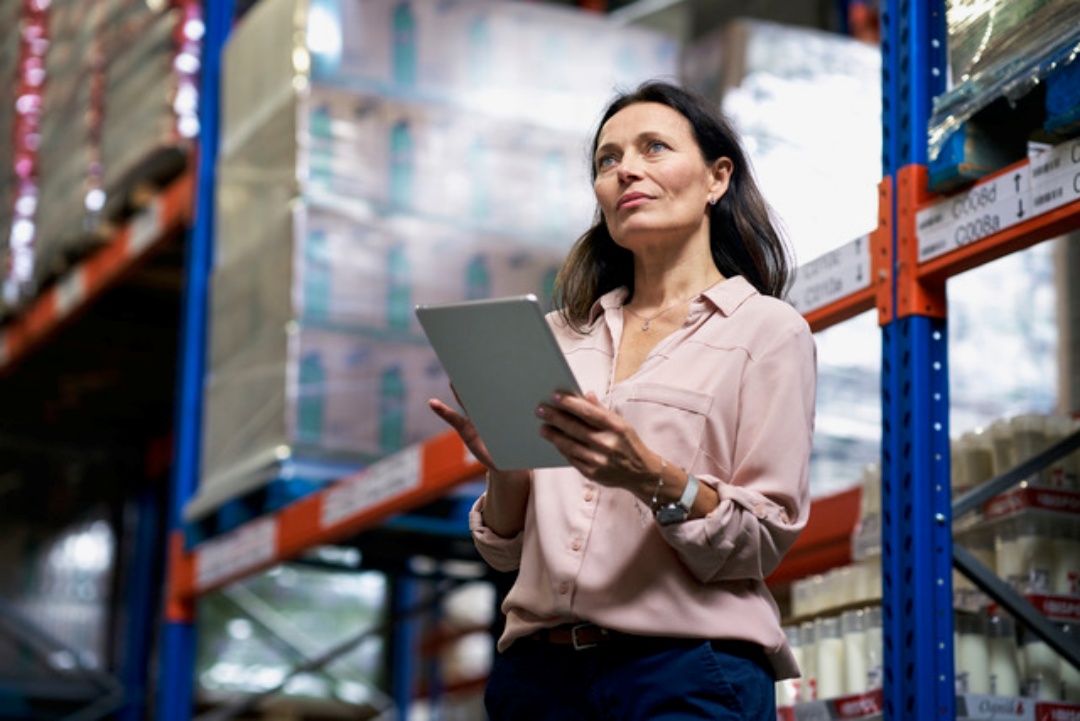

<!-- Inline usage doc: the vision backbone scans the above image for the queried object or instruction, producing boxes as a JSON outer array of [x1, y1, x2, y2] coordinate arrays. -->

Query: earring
[[708, 197, 717, 206]]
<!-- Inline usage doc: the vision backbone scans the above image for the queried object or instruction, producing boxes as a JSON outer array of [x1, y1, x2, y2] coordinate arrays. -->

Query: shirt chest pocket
[[617, 383, 713, 470]]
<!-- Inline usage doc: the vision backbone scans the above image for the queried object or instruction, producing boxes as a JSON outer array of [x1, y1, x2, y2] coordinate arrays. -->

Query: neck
[[629, 261, 723, 310]]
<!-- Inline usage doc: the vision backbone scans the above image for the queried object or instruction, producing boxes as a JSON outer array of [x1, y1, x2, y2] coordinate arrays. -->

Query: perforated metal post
[[157, 1, 233, 718], [879, 0, 955, 718], [880, 319, 954, 719]]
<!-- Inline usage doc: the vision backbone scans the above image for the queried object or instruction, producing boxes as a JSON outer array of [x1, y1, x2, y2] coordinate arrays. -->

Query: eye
[[595, 154, 617, 171], [646, 140, 669, 154]]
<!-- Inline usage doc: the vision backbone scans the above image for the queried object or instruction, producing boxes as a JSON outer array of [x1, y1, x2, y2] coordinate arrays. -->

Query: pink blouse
[[469, 275, 817, 679]]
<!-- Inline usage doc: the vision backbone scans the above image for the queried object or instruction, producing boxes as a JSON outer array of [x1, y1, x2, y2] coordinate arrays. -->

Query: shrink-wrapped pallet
[[184, 0, 677, 522], [929, 0, 1080, 159], [0, 1, 22, 317], [97, 0, 199, 218], [31, 0, 103, 293]]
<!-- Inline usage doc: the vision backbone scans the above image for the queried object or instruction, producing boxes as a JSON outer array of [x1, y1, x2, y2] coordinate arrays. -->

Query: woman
[[429, 80, 816, 720]]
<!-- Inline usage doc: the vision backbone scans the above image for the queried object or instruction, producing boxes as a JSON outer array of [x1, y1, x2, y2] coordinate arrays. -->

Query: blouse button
[[584, 491, 594, 502], [752, 503, 767, 519], [571, 539, 582, 551], [558, 582, 571, 595]]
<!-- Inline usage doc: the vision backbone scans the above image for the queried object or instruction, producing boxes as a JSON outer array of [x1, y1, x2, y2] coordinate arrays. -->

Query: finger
[[430, 399, 498, 468], [539, 423, 600, 473], [545, 395, 617, 435], [536, 403, 602, 443], [429, 398, 465, 427]]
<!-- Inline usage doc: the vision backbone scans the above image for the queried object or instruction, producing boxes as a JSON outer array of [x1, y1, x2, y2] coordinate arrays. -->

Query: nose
[[616, 153, 644, 182]]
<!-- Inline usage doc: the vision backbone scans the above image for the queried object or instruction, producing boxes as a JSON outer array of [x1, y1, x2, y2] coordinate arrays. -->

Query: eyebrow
[[594, 131, 672, 160]]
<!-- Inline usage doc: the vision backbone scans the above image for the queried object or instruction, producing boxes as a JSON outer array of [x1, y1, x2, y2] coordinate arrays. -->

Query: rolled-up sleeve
[[469, 495, 524, 572], [661, 318, 817, 583]]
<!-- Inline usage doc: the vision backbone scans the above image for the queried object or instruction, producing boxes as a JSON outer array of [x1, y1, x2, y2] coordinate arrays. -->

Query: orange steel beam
[[804, 285, 876, 333], [168, 431, 484, 601], [872, 176, 895, 326], [0, 170, 195, 375], [279, 431, 483, 559], [918, 177, 1080, 283], [896, 164, 947, 319]]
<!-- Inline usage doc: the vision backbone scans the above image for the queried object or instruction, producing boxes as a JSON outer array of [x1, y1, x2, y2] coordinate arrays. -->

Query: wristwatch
[[655, 472, 699, 526]]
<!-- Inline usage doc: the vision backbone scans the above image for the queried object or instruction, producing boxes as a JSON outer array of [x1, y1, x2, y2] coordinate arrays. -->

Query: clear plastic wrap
[[929, 0, 1080, 161], [97, 0, 200, 212], [0, 2, 21, 317], [186, 0, 678, 521]]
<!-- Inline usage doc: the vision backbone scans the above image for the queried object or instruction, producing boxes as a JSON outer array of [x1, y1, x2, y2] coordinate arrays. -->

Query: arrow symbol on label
[[855, 238, 863, 282], [1017, 199, 1024, 219], [1014, 173, 1021, 194]]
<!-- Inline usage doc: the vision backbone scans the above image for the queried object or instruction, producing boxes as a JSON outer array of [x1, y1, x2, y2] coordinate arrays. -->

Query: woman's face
[[592, 101, 730, 249]]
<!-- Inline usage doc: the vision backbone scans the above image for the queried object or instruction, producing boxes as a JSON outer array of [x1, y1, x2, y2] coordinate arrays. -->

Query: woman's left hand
[[536, 391, 659, 500]]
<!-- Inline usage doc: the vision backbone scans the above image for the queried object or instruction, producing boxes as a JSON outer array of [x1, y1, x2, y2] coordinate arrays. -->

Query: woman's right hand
[[428, 396, 532, 538], [427, 398, 530, 483]]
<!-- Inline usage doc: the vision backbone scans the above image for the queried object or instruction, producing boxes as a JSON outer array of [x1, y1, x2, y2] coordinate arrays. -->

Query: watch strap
[[678, 472, 699, 512]]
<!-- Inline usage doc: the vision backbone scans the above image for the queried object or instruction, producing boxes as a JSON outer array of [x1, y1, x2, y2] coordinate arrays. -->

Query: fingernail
[[551, 392, 563, 402], [535, 406, 547, 418]]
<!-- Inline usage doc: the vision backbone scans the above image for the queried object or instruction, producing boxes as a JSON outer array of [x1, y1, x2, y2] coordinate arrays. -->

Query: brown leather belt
[[528, 623, 614, 650]]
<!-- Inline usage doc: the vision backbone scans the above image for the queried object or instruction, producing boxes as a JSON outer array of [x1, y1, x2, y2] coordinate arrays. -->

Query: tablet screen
[[416, 295, 581, 469]]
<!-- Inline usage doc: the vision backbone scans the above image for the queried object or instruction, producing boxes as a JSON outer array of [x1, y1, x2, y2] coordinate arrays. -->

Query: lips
[[616, 192, 651, 209]]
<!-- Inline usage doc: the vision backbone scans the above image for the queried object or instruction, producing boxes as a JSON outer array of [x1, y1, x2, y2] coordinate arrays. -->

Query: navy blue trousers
[[484, 634, 777, 720]]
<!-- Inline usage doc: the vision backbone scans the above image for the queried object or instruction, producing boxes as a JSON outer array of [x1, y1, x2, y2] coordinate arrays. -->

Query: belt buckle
[[571, 623, 601, 650]]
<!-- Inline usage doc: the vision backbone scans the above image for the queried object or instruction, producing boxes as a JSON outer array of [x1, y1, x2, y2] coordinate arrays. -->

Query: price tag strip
[[195, 516, 277, 591], [320, 446, 422, 530], [789, 234, 873, 316], [127, 198, 163, 254], [1029, 138, 1080, 216], [916, 137, 1080, 263], [916, 165, 1032, 262], [55, 269, 87, 317]]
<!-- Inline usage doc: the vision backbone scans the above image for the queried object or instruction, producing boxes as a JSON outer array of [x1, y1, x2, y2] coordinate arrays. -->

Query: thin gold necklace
[[624, 282, 715, 331]]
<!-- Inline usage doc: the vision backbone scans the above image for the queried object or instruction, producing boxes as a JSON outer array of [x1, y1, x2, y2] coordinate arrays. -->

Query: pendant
[[641, 320, 651, 331]]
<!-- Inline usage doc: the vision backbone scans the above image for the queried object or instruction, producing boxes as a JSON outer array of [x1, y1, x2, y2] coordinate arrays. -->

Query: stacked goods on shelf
[[929, 0, 1080, 191], [183, 0, 677, 526], [0, 1, 22, 319], [781, 412, 1080, 715], [1, 0, 198, 314], [1, 2, 45, 320], [953, 413, 1080, 607], [96, 0, 200, 221], [31, 0, 104, 293], [954, 608, 1080, 702], [777, 604, 884, 710], [948, 413, 1079, 706]]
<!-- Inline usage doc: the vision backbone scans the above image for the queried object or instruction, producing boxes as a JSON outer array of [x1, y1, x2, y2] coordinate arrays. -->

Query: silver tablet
[[416, 294, 582, 470]]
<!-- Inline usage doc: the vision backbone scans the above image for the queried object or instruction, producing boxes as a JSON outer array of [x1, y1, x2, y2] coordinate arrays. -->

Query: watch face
[[656, 504, 689, 526]]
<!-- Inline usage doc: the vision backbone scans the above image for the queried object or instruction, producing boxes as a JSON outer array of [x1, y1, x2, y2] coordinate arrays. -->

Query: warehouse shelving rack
[[3, 0, 1079, 718]]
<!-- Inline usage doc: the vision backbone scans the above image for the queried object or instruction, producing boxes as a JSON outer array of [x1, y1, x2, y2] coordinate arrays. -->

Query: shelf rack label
[[320, 446, 422, 529], [195, 516, 277, 591], [128, 198, 164, 254], [55, 270, 87, 317], [916, 165, 1032, 262], [788, 235, 872, 316], [1029, 139, 1080, 216]]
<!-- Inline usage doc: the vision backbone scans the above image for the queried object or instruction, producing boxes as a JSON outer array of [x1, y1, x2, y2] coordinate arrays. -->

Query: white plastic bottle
[[841, 608, 868, 696], [987, 614, 1021, 697], [955, 611, 990, 694]]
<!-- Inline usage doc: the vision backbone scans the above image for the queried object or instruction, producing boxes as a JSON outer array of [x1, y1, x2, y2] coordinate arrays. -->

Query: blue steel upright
[[878, 0, 955, 719], [156, 1, 234, 719]]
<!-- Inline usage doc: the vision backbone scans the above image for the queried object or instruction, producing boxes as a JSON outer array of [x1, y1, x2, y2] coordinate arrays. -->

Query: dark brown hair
[[554, 81, 791, 331]]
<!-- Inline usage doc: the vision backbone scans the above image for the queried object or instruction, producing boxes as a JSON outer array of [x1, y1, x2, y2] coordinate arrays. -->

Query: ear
[[707, 157, 734, 203]]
